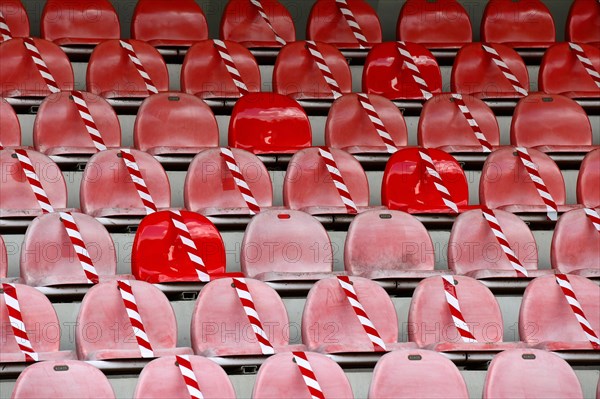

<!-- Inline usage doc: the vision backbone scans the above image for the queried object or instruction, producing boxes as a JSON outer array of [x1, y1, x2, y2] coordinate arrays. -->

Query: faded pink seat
[[578, 149, 600, 207], [0, 235, 6, 278], [0, 99, 21, 148]]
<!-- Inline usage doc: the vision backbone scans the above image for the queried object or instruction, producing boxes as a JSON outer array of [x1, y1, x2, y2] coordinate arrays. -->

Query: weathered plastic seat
[[0, 98, 21, 148], [578, 149, 600, 207]]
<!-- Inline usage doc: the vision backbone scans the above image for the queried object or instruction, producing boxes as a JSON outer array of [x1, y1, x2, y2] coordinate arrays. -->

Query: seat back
[[0, 235, 6, 278], [551, 208, 600, 274], [539, 42, 600, 96], [0, 0, 29, 42], [577, 149, 600, 207], [229, 93, 312, 154], [408, 276, 504, 346], [0, 99, 21, 147], [566, 0, 600, 44]]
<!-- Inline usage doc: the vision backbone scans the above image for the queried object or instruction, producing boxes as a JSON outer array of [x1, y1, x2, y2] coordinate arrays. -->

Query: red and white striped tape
[[117, 280, 155, 358], [2, 283, 39, 362], [515, 147, 558, 221], [219, 147, 261, 215], [249, 0, 286, 46], [441, 276, 478, 343], [356, 93, 398, 153], [59, 211, 100, 284], [554, 274, 600, 350], [450, 93, 493, 153], [584, 208, 600, 233], [335, 0, 369, 49], [292, 351, 325, 399], [336, 276, 387, 351], [14, 148, 55, 214], [0, 10, 12, 41], [482, 44, 528, 96], [169, 210, 210, 282], [175, 355, 203, 399], [568, 42, 600, 89], [119, 40, 158, 95], [71, 91, 107, 152], [120, 149, 158, 215], [396, 41, 433, 100], [22, 37, 60, 94], [232, 277, 275, 354], [213, 40, 250, 96], [481, 208, 529, 277], [305, 41, 343, 99], [418, 149, 459, 213], [318, 148, 359, 214]]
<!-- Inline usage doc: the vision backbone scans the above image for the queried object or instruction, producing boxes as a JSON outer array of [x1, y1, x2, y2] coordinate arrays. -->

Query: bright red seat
[[0, 235, 6, 278], [220, 0, 295, 48], [33, 91, 121, 156], [184, 148, 273, 216], [306, 0, 382, 49], [369, 349, 469, 399], [132, 0, 208, 47], [325, 93, 408, 153], [483, 349, 584, 399], [41, 0, 120, 46], [566, 0, 600, 44], [229, 93, 312, 154], [0, 98, 21, 148], [0, 38, 73, 98], [273, 41, 352, 100], [134, 92, 219, 156], [363, 42, 442, 100], [87, 39, 169, 99], [80, 149, 171, 218], [397, 0, 472, 49], [578, 149, 600, 207], [76, 280, 193, 360], [0, 0, 29, 42]]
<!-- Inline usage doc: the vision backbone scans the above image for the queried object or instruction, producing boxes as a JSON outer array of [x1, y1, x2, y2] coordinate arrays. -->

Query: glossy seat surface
[[577, 148, 600, 207], [566, 0, 600, 44], [0, 99, 21, 147], [0, 0, 30, 42]]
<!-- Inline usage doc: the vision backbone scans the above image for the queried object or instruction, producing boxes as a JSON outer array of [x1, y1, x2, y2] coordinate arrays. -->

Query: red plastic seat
[[0, 98, 21, 148], [481, 0, 555, 48], [369, 349, 469, 399], [0, 0, 29, 42], [76, 280, 193, 360], [184, 148, 273, 216], [381, 148, 472, 214], [133, 355, 235, 399], [578, 149, 600, 207], [483, 349, 584, 399], [132, 0, 208, 47], [0, 38, 73, 98], [363, 42, 442, 100], [418, 94, 500, 152], [253, 352, 353, 399], [566, 0, 600, 44], [220, 0, 295, 48], [284, 147, 370, 215], [325, 93, 408, 153], [452, 43, 529, 99], [520, 274, 600, 351], [1, 283, 74, 362], [273, 41, 352, 100], [41, 0, 120, 46], [0, 235, 6, 278], [134, 92, 219, 156], [306, 0, 382, 49], [80, 149, 171, 218], [11, 360, 115, 399], [87, 39, 169, 99], [229, 93, 312, 154], [539, 42, 600, 99], [397, 0, 472, 49], [33, 91, 121, 156]]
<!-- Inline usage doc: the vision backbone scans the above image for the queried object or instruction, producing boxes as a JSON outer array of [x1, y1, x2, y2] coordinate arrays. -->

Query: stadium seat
[[229, 93, 312, 154], [483, 349, 584, 399], [539, 42, 600, 99], [363, 42, 442, 100], [344, 209, 443, 279], [0, 0, 29, 42], [0, 235, 6, 278], [33, 91, 121, 156], [369, 349, 469, 399], [0, 98, 21, 148], [551, 208, 600, 278], [131, 0, 208, 47], [578, 148, 600, 207], [133, 355, 235, 399], [1, 283, 74, 362], [76, 280, 193, 360], [41, 0, 120, 46], [418, 93, 500, 152], [451, 43, 529, 99], [283, 147, 370, 215], [273, 41, 352, 100], [133, 92, 219, 156], [11, 360, 115, 399], [480, 0, 555, 48], [0, 38, 73, 98], [21, 212, 117, 286], [253, 352, 353, 399], [87, 39, 169, 99], [396, 0, 472, 49], [381, 148, 472, 214], [220, 0, 295, 48], [325, 93, 408, 153], [80, 149, 171, 218], [306, 0, 382, 49], [566, 0, 600, 45], [520, 274, 600, 351], [184, 148, 273, 216]]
